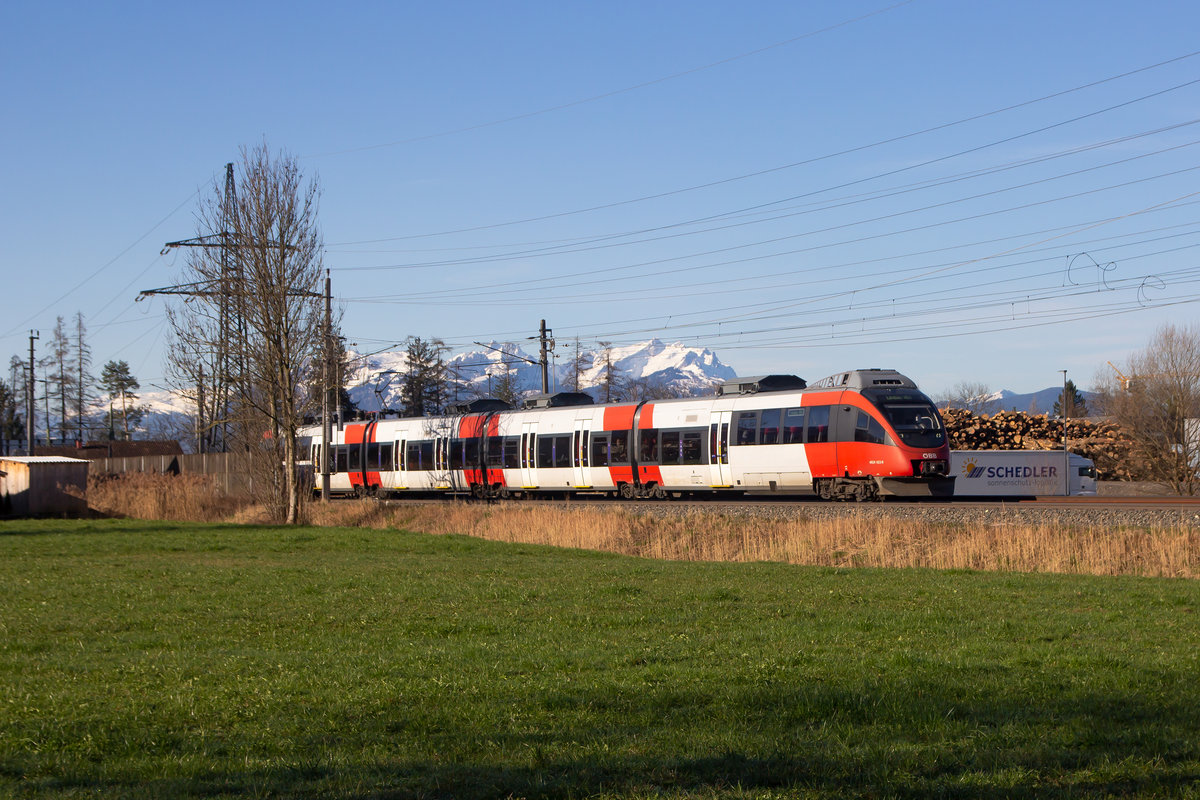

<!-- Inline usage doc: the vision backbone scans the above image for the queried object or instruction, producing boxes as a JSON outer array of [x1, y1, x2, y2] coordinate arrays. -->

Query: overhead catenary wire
[[325, 48, 1200, 246]]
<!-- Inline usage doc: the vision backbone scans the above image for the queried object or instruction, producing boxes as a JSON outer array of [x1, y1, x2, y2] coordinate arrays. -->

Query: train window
[[660, 431, 681, 465], [806, 406, 830, 443], [591, 434, 609, 467], [406, 440, 434, 471], [875, 402, 946, 448], [639, 428, 659, 464], [503, 437, 520, 469], [537, 436, 554, 468], [554, 435, 571, 468], [760, 409, 781, 445], [379, 442, 394, 469], [611, 431, 630, 464], [736, 411, 759, 446], [334, 446, 348, 473], [486, 437, 503, 467], [348, 444, 362, 470], [681, 431, 704, 465], [465, 438, 479, 467], [782, 407, 805, 444], [854, 410, 887, 445]]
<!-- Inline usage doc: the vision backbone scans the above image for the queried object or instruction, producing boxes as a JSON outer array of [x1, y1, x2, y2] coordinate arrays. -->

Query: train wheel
[[619, 483, 637, 500], [816, 479, 833, 500]]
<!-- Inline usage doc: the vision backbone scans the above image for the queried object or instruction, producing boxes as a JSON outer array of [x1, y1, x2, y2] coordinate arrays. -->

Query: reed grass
[[89, 474, 1199, 578], [86, 473, 248, 523], [307, 500, 1200, 579]]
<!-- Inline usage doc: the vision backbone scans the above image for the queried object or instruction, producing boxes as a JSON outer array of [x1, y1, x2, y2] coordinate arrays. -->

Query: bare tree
[[564, 337, 592, 394], [489, 345, 521, 407], [44, 316, 71, 444], [73, 312, 94, 443], [166, 143, 325, 523], [594, 342, 625, 403], [939, 381, 997, 415], [1098, 323, 1200, 495]]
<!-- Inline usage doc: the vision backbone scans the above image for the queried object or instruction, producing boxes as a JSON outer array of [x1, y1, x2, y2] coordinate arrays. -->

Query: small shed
[[0, 457, 90, 517]]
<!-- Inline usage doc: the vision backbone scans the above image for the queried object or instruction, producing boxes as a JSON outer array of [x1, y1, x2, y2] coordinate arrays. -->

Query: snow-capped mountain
[[347, 339, 737, 412]]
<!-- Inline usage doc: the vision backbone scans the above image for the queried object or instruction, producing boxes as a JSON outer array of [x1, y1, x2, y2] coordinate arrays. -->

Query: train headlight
[[917, 459, 948, 477]]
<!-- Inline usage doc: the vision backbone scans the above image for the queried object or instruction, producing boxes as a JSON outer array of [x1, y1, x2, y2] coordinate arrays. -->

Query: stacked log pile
[[940, 408, 1142, 481]]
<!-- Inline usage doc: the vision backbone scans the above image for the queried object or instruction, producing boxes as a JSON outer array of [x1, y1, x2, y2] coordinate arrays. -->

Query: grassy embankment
[[2, 518, 1197, 798]]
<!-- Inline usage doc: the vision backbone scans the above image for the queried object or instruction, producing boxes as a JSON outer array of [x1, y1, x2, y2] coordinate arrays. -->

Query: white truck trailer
[[950, 450, 1097, 497]]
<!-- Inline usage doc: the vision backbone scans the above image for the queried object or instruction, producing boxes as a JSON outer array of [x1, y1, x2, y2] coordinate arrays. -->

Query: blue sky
[[3, 0, 1199, 399]]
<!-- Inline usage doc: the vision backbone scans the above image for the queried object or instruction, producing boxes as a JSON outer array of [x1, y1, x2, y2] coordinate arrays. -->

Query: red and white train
[[301, 368, 954, 501]]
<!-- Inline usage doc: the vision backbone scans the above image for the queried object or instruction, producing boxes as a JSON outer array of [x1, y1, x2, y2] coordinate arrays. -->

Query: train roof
[[805, 369, 919, 391], [716, 374, 807, 396]]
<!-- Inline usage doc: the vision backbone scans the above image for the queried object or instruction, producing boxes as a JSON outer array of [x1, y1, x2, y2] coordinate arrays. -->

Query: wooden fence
[[92, 452, 250, 494]]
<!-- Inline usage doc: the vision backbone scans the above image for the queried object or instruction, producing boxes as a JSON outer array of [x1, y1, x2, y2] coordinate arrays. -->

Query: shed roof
[[0, 456, 90, 465]]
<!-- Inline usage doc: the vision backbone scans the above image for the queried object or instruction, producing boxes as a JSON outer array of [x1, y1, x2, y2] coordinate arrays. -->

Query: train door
[[520, 420, 538, 488], [572, 418, 591, 488], [395, 438, 407, 489], [434, 432, 451, 489], [709, 409, 733, 487]]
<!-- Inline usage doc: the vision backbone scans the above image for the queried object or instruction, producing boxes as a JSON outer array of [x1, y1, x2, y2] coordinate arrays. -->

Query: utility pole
[[1060, 369, 1069, 496], [27, 330, 38, 455], [321, 270, 332, 501], [537, 319, 553, 394], [159, 162, 238, 452]]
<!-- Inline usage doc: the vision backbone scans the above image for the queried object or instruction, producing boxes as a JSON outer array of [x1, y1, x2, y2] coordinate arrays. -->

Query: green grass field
[[1, 518, 1197, 799]]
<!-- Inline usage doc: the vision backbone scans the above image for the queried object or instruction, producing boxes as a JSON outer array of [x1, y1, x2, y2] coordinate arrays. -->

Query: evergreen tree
[[400, 337, 448, 416], [8, 356, 29, 449], [1054, 379, 1089, 418], [99, 360, 141, 440], [0, 379, 21, 455]]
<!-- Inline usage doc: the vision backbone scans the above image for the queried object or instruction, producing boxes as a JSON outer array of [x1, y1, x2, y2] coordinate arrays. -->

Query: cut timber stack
[[940, 409, 1142, 481]]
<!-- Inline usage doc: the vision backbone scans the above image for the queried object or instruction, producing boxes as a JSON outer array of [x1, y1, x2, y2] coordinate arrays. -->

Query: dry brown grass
[[87, 473, 250, 523], [306, 501, 1200, 579], [90, 476, 1198, 578]]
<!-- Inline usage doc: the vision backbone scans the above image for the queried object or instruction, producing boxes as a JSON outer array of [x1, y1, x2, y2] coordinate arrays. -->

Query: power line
[[306, 0, 920, 161], [325, 48, 1200, 245]]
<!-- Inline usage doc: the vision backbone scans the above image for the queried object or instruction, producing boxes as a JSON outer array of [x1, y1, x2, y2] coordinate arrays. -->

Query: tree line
[[1, 313, 145, 454]]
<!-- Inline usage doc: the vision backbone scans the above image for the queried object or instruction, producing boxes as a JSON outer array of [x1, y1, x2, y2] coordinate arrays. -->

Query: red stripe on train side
[[639, 465, 663, 485], [459, 415, 486, 438], [344, 423, 367, 487], [364, 421, 381, 488], [345, 423, 367, 445], [603, 404, 637, 431]]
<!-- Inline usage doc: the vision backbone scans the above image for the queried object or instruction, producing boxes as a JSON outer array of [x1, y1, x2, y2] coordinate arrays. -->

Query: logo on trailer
[[960, 459, 985, 478]]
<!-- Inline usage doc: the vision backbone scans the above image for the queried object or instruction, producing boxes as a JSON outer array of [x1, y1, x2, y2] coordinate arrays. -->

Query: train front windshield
[[864, 390, 946, 448]]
